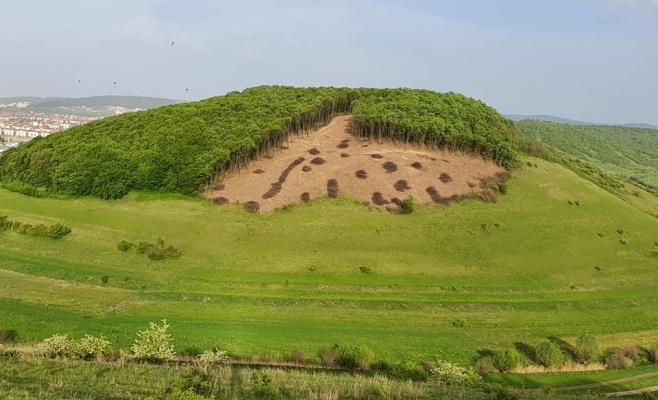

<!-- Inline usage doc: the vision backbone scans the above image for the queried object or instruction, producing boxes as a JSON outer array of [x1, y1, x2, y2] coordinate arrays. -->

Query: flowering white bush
[[76, 334, 111, 360], [131, 319, 175, 363], [37, 334, 76, 358], [199, 349, 228, 364], [431, 359, 482, 387]]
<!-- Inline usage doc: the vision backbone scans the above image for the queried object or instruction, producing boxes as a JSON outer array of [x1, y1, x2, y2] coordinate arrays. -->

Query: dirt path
[[207, 115, 505, 212]]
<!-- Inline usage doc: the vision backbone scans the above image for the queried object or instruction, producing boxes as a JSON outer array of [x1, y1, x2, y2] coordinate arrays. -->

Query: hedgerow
[[0, 216, 71, 239], [0, 86, 519, 199]]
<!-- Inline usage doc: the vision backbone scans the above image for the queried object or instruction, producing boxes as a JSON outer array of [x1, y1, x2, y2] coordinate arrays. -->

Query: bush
[[337, 345, 375, 370], [430, 359, 482, 387], [320, 345, 339, 368], [199, 349, 227, 364], [37, 334, 75, 358], [48, 223, 72, 239], [474, 356, 498, 373], [252, 370, 278, 397], [535, 341, 564, 368], [118, 240, 134, 252], [492, 349, 520, 373], [290, 349, 305, 364], [575, 334, 599, 364], [101, 275, 109, 284], [607, 353, 634, 370], [390, 361, 429, 381], [482, 383, 519, 400], [359, 266, 373, 274], [620, 238, 628, 245], [135, 240, 182, 260], [618, 346, 640, 362], [0, 329, 19, 343], [75, 334, 110, 360], [648, 345, 658, 364], [131, 319, 175, 363], [400, 196, 415, 214]]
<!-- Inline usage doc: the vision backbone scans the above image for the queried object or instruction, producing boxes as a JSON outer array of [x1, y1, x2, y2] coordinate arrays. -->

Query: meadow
[[1, 156, 658, 370]]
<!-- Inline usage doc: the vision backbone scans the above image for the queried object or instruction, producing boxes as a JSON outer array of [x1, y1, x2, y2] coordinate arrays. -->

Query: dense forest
[[0, 86, 519, 199], [515, 120, 658, 185]]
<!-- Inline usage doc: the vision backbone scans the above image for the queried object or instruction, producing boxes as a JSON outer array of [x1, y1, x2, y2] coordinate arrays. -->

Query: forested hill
[[515, 120, 658, 185], [0, 86, 518, 199]]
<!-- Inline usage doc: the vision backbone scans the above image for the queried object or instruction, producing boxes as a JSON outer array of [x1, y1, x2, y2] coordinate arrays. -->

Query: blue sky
[[1, 0, 657, 124]]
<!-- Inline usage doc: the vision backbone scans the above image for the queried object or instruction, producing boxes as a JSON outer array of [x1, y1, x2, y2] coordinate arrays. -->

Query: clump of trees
[[0, 86, 519, 199], [118, 238, 182, 260]]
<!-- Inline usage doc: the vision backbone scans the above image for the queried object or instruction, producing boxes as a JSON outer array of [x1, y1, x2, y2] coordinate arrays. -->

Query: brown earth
[[207, 116, 506, 212]]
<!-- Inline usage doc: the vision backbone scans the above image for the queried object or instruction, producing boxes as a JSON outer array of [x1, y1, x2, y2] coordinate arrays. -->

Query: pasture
[[1, 157, 658, 366]]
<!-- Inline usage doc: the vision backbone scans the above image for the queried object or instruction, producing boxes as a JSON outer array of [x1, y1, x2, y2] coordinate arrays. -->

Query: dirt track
[[207, 116, 505, 212]]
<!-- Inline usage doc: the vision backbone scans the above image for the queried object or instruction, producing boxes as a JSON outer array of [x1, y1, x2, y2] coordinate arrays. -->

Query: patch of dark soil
[[243, 201, 260, 213], [355, 170, 368, 179], [390, 197, 403, 206], [302, 166, 312, 173], [340, 153, 350, 158], [370, 154, 383, 159], [383, 161, 398, 173], [442, 159, 450, 163], [308, 148, 321, 155], [213, 184, 225, 191], [394, 180, 410, 192], [361, 144, 369, 148], [467, 182, 477, 188], [264, 155, 273, 160], [213, 197, 229, 205], [341, 139, 350, 143], [337, 142, 349, 149], [439, 173, 453, 183], [372, 192, 389, 206], [411, 162, 423, 170], [277, 157, 305, 183], [300, 192, 310, 203], [311, 157, 326, 166], [279, 146, 289, 150], [253, 169, 265, 174], [262, 182, 282, 200], [327, 179, 339, 198], [426, 186, 448, 204]]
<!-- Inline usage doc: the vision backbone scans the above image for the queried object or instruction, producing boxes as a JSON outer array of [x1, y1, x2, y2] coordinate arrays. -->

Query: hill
[[515, 120, 658, 186], [505, 114, 658, 129], [0, 95, 180, 117], [0, 86, 519, 200]]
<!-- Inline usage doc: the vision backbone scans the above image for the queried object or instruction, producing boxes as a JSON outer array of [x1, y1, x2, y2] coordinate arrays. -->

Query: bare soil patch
[[207, 115, 506, 212]]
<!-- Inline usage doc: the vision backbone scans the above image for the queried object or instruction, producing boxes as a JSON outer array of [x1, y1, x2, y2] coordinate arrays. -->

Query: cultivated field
[[1, 157, 657, 367]]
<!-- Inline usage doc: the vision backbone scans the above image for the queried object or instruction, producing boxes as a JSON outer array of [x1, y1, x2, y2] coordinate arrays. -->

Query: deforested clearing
[[209, 116, 503, 212]]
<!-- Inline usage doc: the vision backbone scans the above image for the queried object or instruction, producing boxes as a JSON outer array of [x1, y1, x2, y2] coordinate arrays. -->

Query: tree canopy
[[0, 86, 518, 199]]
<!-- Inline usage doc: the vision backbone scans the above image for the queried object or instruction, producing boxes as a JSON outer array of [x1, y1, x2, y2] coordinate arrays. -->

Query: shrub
[[37, 334, 75, 358], [131, 319, 175, 363], [75, 334, 111, 360], [535, 341, 564, 368], [136, 240, 182, 260], [252, 370, 278, 397], [474, 356, 498, 373], [291, 349, 305, 364], [492, 349, 520, 373], [390, 361, 429, 381], [575, 334, 599, 364], [101, 275, 109, 284], [648, 345, 658, 364], [598, 232, 605, 238], [198, 349, 227, 364], [371, 360, 392, 371], [400, 196, 415, 214], [0, 329, 19, 343], [337, 345, 375, 370], [618, 346, 640, 362], [606, 353, 634, 370], [453, 320, 467, 328], [118, 240, 134, 252], [620, 238, 628, 245], [482, 383, 519, 400], [359, 266, 373, 274], [617, 229, 624, 235], [320, 345, 339, 368], [48, 223, 72, 239], [430, 359, 482, 387], [166, 388, 207, 400]]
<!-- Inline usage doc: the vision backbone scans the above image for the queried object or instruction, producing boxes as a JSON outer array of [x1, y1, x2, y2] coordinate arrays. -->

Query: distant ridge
[[505, 114, 658, 130]]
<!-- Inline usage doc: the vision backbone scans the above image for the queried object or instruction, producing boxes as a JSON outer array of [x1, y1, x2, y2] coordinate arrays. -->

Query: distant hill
[[0, 95, 181, 117], [505, 114, 658, 130]]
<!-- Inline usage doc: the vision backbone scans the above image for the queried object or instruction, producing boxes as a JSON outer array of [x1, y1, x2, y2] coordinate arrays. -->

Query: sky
[[1, 0, 657, 124]]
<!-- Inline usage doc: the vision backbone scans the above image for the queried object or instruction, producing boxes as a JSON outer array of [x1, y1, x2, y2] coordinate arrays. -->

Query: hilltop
[[0, 86, 518, 200], [0, 95, 180, 117]]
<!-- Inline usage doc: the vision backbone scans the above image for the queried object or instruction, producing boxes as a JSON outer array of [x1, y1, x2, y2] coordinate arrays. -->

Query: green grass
[[1, 158, 657, 369]]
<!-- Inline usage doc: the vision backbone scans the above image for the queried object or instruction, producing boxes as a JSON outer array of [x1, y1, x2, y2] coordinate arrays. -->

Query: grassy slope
[[1, 158, 658, 365], [515, 120, 658, 185]]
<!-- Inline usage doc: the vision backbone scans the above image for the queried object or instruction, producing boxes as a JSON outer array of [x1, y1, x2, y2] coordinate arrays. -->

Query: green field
[[2, 157, 658, 366]]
